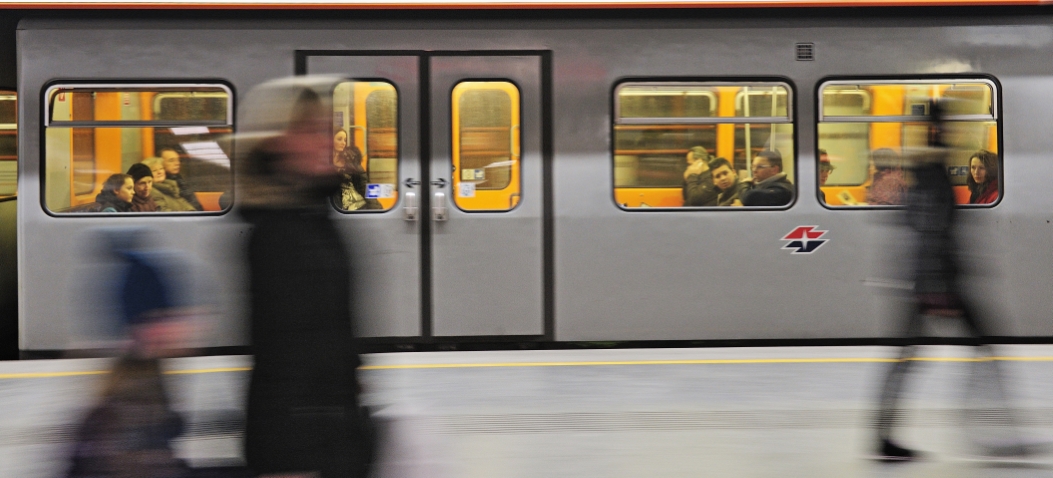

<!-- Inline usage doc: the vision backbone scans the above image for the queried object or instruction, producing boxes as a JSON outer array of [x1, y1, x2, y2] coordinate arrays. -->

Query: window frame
[[40, 80, 236, 217], [329, 77, 402, 215], [610, 78, 798, 212], [448, 78, 524, 213], [816, 76, 1002, 210]]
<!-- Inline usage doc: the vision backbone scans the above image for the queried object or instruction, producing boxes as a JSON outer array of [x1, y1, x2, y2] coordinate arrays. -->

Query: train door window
[[818, 79, 999, 207], [0, 91, 15, 198], [613, 82, 795, 209], [451, 81, 521, 212], [332, 80, 398, 212], [43, 84, 233, 214]]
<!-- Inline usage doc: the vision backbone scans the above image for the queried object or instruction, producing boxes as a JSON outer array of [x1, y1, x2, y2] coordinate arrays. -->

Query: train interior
[[614, 81, 999, 208]]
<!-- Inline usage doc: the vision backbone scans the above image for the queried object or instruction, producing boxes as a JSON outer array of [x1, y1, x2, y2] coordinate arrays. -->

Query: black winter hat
[[127, 163, 154, 183]]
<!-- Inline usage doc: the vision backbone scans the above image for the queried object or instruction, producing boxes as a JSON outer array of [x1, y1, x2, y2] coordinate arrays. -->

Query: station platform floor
[[5, 345, 1053, 477]]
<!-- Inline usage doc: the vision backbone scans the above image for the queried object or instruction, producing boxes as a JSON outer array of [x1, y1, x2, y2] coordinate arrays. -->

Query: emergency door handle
[[403, 191, 418, 222], [432, 191, 448, 222]]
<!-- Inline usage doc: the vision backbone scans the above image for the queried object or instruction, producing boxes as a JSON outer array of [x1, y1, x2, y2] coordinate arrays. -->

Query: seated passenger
[[866, 148, 908, 206], [967, 149, 998, 204], [126, 164, 159, 212], [818, 149, 835, 203], [159, 146, 203, 211], [740, 150, 794, 206], [710, 157, 747, 206], [332, 129, 380, 211], [141, 157, 197, 212], [91, 174, 134, 213], [682, 146, 717, 207]]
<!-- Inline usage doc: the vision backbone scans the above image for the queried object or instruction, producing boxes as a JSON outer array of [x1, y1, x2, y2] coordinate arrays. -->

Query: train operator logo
[[782, 226, 828, 254]]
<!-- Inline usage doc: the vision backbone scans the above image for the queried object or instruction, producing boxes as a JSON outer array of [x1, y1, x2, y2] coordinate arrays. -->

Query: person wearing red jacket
[[967, 149, 999, 205]]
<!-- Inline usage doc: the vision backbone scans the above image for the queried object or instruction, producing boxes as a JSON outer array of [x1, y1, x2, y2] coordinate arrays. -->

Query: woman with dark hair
[[865, 148, 908, 206], [94, 174, 135, 213], [333, 128, 367, 211], [333, 128, 380, 211], [967, 149, 999, 204]]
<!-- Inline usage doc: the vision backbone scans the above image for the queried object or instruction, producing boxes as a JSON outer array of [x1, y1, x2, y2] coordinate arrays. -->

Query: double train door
[[306, 53, 545, 339]]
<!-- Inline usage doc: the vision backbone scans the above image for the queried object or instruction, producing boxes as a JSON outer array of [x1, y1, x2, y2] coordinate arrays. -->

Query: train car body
[[13, 11, 1053, 354]]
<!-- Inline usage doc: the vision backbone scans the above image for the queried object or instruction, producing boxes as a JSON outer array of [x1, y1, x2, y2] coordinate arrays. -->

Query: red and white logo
[[782, 226, 827, 254]]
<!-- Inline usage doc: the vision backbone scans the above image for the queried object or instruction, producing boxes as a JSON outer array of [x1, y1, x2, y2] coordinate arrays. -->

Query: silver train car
[[8, 9, 1053, 356]]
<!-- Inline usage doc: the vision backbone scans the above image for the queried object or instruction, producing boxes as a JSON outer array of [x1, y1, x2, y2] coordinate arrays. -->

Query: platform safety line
[[358, 355, 1053, 370]]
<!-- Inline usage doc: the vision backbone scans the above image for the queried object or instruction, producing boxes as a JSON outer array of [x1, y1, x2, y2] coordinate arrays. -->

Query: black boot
[[877, 439, 917, 462]]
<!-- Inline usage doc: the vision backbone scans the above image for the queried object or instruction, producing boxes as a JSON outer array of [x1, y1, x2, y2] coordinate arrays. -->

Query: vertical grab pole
[[744, 86, 752, 173]]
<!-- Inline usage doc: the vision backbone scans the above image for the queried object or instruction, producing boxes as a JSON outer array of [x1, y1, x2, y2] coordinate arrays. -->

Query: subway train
[[2, 5, 1052, 358]]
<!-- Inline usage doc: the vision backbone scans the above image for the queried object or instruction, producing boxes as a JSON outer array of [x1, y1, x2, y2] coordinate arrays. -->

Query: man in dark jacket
[[741, 150, 794, 207], [681, 146, 718, 207], [709, 157, 747, 207], [161, 147, 204, 211]]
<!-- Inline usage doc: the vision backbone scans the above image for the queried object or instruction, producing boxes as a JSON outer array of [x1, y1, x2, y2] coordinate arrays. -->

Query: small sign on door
[[366, 184, 395, 199]]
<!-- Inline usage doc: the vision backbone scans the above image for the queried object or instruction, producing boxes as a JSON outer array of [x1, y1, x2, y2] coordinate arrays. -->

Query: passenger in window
[[332, 129, 379, 211], [710, 157, 746, 207], [682, 146, 718, 207], [865, 148, 908, 206], [91, 174, 134, 213], [159, 147, 204, 211], [141, 157, 197, 212], [126, 164, 159, 213], [818, 149, 835, 203], [740, 150, 793, 206], [967, 149, 999, 204]]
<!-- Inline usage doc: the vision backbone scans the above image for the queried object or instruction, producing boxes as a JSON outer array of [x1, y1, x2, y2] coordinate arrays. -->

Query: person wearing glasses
[[740, 150, 793, 206]]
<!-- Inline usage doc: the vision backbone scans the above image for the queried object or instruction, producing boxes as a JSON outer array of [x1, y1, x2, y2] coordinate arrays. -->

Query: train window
[[613, 82, 795, 209], [332, 81, 398, 212], [43, 84, 233, 214], [818, 80, 999, 207], [451, 81, 521, 212], [0, 92, 15, 198]]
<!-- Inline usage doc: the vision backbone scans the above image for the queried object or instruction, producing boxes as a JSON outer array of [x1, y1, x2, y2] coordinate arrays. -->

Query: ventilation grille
[[796, 42, 815, 61]]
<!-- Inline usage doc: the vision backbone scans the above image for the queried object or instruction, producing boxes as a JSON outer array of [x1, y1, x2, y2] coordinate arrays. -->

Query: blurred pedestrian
[[238, 77, 374, 478], [874, 101, 1028, 461], [66, 236, 201, 478]]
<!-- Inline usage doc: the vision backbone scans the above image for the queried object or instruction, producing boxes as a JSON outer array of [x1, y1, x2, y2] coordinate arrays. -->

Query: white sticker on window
[[458, 182, 476, 198], [461, 168, 485, 181]]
